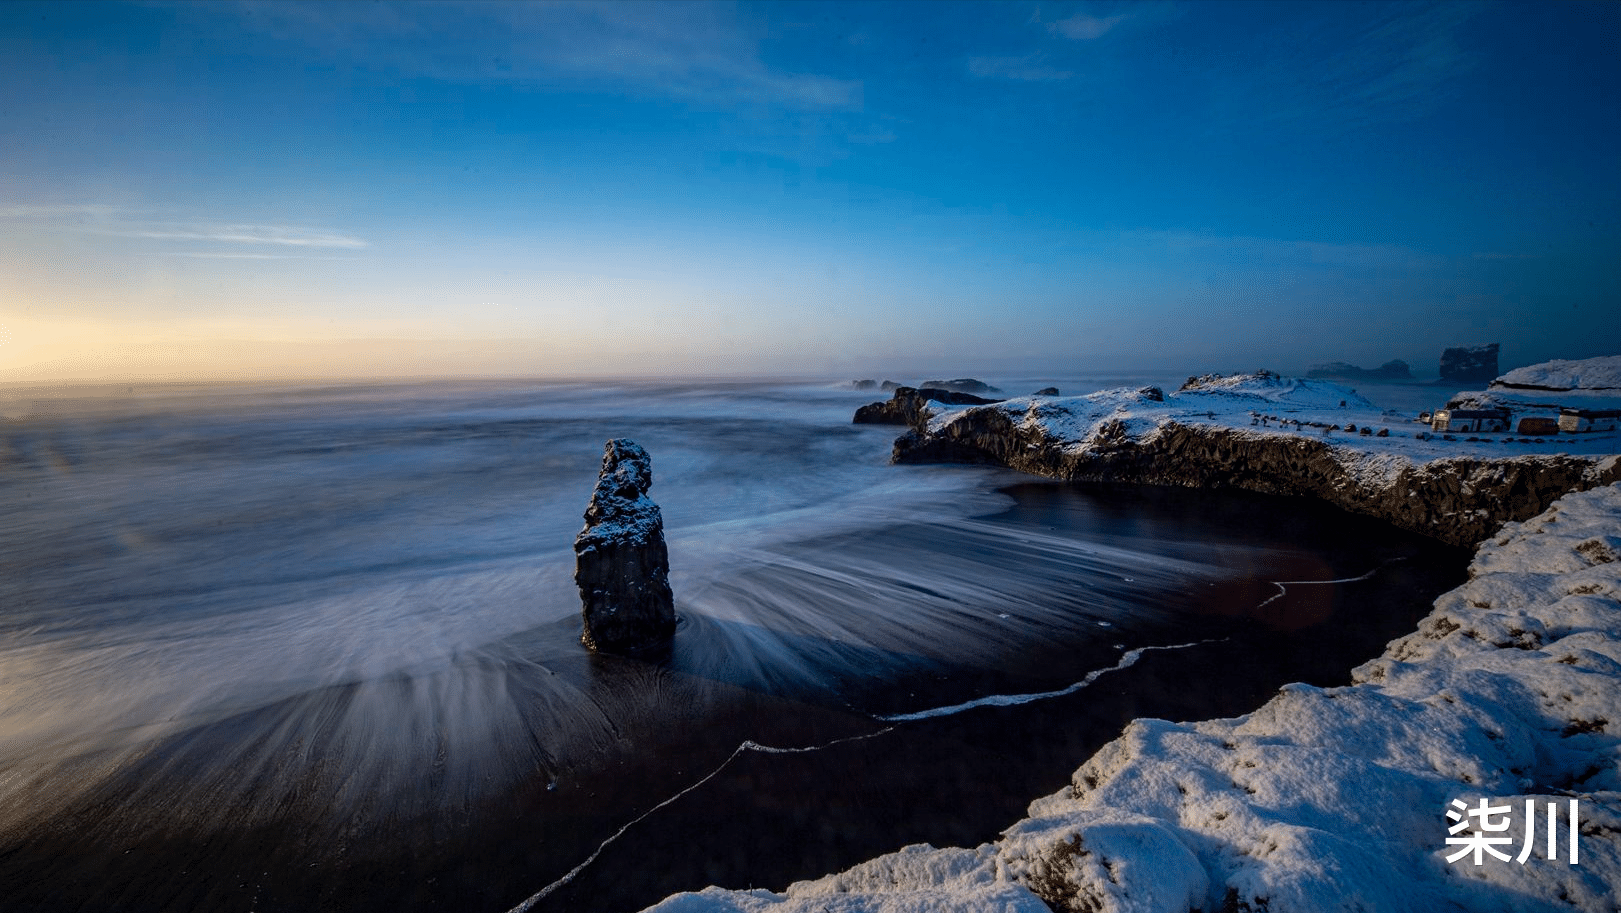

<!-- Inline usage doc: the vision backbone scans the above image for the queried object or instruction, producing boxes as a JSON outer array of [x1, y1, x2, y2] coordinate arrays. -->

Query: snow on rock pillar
[[574, 439, 676, 654]]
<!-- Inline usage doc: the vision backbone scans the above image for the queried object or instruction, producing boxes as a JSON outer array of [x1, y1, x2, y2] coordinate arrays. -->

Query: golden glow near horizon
[[0, 298, 883, 383]]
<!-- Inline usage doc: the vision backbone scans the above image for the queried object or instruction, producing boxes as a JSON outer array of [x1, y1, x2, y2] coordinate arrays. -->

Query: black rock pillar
[[574, 439, 676, 654]]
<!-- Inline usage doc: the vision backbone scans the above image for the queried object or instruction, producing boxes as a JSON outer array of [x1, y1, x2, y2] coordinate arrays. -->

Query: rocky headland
[[881, 371, 1620, 547]]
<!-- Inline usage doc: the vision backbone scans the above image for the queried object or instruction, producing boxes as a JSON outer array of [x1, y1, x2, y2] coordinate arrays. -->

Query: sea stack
[[1439, 343, 1500, 384], [574, 439, 675, 654]]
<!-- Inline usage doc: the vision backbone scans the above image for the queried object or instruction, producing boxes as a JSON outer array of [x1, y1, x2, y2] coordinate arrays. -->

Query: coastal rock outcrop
[[889, 376, 1620, 546], [1441, 343, 1500, 384], [896, 415, 1619, 546], [574, 439, 676, 654], [852, 386, 1002, 428]]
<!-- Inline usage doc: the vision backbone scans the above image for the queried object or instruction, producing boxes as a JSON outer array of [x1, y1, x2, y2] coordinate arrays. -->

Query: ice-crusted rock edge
[[888, 376, 1621, 546], [644, 483, 1621, 913]]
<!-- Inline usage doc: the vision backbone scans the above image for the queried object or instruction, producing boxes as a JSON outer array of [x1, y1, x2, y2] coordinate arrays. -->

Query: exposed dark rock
[[1138, 386, 1165, 402], [574, 439, 675, 654], [1034, 387, 1061, 396], [920, 378, 1002, 395], [891, 409, 1621, 547], [880, 380, 902, 392], [850, 379, 879, 390], [1306, 359, 1412, 380], [852, 386, 1003, 428], [1440, 344, 1499, 384]]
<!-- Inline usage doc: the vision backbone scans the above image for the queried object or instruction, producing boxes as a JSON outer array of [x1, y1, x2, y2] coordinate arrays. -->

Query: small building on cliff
[[1431, 408, 1509, 433], [1557, 407, 1621, 433]]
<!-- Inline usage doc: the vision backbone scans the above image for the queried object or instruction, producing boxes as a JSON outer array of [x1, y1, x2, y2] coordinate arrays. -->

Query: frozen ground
[[643, 482, 1621, 913]]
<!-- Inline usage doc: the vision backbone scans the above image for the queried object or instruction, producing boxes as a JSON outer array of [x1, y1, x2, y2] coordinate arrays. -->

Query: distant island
[[1305, 359, 1411, 381]]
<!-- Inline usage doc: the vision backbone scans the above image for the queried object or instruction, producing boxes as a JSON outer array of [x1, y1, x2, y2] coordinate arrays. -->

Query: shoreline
[[646, 482, 1621, 912], [640, 379, 1620, 913]]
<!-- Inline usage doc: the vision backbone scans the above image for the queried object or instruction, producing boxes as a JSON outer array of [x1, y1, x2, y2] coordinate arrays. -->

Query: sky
[[1, 0, 1618, 382]]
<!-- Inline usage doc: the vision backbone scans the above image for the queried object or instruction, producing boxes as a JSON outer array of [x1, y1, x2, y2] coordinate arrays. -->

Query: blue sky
[[1, 0, 1617, 380]]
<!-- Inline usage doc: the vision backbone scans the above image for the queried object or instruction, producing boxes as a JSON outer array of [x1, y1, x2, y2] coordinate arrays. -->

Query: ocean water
[[0, 377, 1466, 912]]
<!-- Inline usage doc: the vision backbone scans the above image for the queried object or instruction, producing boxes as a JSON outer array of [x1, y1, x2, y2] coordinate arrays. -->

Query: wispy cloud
[[160, 251, 359, 261], [124, 224, 368, 249], [968, 54, 1073, 82], [208, 1, 862, 111], [2, 205, 369, 253], [1213, 2, 1480, 132], [0, 203, 122, 220], [1048, 12, 1128, 41], [1041, 2, 1181, 41]]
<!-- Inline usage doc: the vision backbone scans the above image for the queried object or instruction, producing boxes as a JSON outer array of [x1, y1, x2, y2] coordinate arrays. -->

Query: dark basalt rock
[[920, 377, 1002, 395], [853, 386, 1003, 428], [891, 408, 1621, 547], [1033, 387, 1061, 396], [574, 439, 675, 654], [1440, 344, 1499, 384]]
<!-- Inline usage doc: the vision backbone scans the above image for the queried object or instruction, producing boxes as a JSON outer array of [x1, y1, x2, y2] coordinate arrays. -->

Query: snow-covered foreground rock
[[645, 484, 1621, 913]]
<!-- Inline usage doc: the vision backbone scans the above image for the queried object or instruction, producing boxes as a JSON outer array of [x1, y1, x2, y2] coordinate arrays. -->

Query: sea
[[0, 375, 1467, 913]]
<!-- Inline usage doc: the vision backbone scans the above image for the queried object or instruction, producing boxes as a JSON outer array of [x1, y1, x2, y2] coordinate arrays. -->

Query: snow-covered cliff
[[888, 373, 1621, 546]]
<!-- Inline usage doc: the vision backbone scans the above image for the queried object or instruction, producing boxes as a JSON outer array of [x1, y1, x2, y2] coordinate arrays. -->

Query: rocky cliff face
[[893, 410, 1621, 547], [575, 439, 676, 654]]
